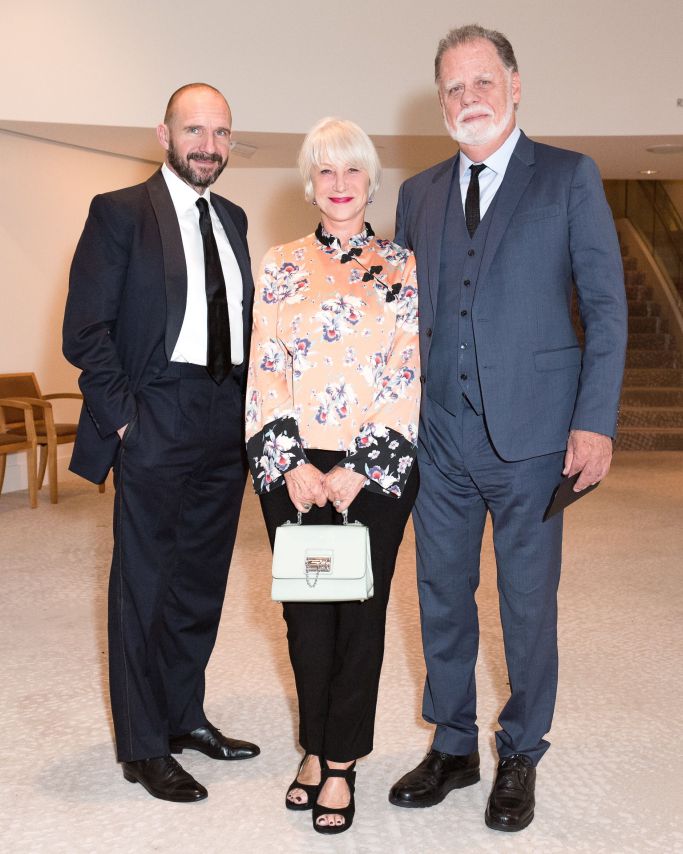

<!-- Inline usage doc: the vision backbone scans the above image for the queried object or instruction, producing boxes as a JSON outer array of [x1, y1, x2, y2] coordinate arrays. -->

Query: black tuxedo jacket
[[63, 169, 254, 484]]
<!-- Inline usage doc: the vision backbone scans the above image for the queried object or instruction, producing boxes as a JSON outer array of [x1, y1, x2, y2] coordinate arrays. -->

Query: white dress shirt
[[162, 163, 244, 365], [459, 126, 521, 219]]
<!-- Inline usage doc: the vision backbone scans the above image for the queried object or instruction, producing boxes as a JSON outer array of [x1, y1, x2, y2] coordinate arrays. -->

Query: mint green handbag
[[272, 511, 373, 603]]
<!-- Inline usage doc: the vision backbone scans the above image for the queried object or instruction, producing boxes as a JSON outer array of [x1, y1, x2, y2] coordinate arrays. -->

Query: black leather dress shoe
[[169, 722, 260, 760], [485, 754, 536, 832], [389, 750, 480, 808], [121, 755, 208, 802]]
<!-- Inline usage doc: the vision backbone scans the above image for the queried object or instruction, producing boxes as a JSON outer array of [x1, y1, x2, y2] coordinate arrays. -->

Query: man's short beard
[[167, 140, 227, 189], [445, 86, 515, 148]]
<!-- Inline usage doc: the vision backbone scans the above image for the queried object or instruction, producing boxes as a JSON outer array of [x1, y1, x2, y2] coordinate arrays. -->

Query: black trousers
[[109, 363, 246, 762], [260, 449, 418, 762]]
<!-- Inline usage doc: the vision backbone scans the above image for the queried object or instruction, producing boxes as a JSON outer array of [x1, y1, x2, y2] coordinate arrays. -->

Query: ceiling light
[[230, 141, 257, 158], [645, 144, 683, 154], [639, 169, 658, 175]]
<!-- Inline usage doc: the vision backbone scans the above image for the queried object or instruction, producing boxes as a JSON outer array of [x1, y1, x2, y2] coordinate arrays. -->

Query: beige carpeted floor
[[1, 452, 681, 853]]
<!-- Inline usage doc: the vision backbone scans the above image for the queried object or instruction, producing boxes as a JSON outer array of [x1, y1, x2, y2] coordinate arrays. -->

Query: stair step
[[621, 387, 683, 406], [624, 269, 646, 287], [616, 427, 683, 451], [627, 332, 672, 350], [628, 316, 661, 333], [625, 350, 680, 368], [625, 283, 652, 301], [627, 301, 661, 317], [620, 407, 683, 427], [623, 368, 683, 385]]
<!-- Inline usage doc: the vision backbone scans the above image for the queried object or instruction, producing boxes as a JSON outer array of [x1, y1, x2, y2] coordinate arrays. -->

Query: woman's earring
[[368, 198, 374, 204], [312, 200, 317, 206]]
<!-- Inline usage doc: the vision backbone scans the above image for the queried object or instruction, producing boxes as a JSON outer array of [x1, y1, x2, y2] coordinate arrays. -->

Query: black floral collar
[[314, 222, 402, 302], [315, 221, 375, 252]]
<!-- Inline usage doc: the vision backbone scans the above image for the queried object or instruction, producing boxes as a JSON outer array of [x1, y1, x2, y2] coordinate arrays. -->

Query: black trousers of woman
[[260, 449, 418, 763]]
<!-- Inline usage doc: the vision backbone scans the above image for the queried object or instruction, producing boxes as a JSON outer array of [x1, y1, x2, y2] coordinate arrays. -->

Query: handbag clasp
[[305, 556, 332, 573]]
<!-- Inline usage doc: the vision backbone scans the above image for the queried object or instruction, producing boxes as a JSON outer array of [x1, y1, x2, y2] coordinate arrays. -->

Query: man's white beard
[[445, 90, 515, 147]]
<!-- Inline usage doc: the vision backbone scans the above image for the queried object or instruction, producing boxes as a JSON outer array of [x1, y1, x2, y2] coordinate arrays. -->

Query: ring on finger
[[302, 503, 312, 512], [334, 499, 341, 508]]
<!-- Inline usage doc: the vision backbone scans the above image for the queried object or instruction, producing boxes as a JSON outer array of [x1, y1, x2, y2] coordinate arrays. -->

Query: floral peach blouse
[[245, 223, 420, 498]]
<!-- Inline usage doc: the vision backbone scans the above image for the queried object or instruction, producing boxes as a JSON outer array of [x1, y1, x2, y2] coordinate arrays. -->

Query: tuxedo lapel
[[477, 132, 536, 287], [425, 157, 457, 317], [145, 170, 187, 360]]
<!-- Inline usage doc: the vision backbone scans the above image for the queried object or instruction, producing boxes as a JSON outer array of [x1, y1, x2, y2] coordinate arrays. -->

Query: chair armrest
[[17, 397, 52, 410], [43, 392, 83, 401], [0, 399, 38, 442], [5, 397, 56, 434]]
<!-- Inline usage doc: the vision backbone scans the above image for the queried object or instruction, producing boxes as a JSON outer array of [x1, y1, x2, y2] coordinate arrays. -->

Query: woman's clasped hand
[[284, 464, 366, 514]]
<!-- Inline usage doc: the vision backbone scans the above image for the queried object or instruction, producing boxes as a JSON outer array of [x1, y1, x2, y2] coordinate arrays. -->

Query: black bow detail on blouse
[[384, 283, 403, 302], [362, 265, 383, 282], [340, 247, 362, 263], [313, 222, 400, 303]]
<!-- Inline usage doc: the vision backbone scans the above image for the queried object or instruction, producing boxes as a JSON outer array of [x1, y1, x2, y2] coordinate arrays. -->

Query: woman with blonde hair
[[246, 117, 420, 834]]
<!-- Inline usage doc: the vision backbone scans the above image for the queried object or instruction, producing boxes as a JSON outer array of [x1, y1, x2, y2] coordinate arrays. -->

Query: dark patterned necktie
[[196, 197, 231, 384], [465, 163, 487, 238]]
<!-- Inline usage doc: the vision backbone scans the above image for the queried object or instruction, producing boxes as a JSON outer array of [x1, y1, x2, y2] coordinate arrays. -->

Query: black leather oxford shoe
[[389, 750, 480, 808], [485, 754, 536, 832], [121, 755, 208, 802], [169, 722, 260, 760]]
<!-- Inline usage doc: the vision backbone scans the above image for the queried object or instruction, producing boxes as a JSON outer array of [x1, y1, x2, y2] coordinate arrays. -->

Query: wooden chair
[[0, 373, 105, 503], [0, 398, 38, 508]]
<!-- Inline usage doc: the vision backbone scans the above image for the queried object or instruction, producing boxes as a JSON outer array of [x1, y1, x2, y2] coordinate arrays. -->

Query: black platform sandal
[[312, 758, 357, 834], [285, 754, 320, 811]]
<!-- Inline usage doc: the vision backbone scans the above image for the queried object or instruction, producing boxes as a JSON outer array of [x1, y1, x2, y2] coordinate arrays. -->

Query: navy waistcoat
[[427, 166, 497, 416]]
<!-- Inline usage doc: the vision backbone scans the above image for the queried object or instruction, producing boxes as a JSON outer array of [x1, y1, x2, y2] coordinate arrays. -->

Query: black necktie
[[196, 197, 231, 384], [465, 163, 487, 238]]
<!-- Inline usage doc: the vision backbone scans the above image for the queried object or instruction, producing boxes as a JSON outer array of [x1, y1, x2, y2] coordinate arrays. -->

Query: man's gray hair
[[434, 24, 518, 83]]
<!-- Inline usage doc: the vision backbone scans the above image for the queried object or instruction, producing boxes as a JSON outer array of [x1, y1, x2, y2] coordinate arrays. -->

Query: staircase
[[572, 238, 683, 450], [615, 248, 683, 450]]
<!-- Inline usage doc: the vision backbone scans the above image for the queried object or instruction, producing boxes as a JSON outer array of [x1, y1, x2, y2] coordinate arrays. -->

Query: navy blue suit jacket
[[396, 132, 628, 461], [63, 169, 254, 483]]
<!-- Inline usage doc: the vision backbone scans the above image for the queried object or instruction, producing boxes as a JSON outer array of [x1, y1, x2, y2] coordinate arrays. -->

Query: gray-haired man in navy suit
[[64, 84, 259, 803], [388, 25, 627, 831]]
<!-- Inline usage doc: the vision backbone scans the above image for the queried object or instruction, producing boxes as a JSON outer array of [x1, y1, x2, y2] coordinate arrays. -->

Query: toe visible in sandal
[[312, 758, 356, 835], [286, 754, 320, 812]]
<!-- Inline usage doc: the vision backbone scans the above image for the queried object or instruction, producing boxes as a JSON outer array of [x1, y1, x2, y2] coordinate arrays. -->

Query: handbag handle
[[289, 509, 350, 526]]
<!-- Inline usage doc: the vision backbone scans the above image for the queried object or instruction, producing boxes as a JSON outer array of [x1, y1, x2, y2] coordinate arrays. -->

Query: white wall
[[2, 0, 682, 136]]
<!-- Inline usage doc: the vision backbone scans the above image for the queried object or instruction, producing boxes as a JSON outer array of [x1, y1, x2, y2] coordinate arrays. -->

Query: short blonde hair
[[298, 117, 381, 203]]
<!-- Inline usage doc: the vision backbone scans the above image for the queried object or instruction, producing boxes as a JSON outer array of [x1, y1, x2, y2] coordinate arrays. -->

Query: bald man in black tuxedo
[[64, 83, 259, 802]]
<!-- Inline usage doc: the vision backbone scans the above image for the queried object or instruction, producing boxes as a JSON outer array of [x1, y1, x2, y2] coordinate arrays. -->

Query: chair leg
[[47, 441, 58, 504], [26, 446, 38, 509], [38, 444, 48, 489]]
